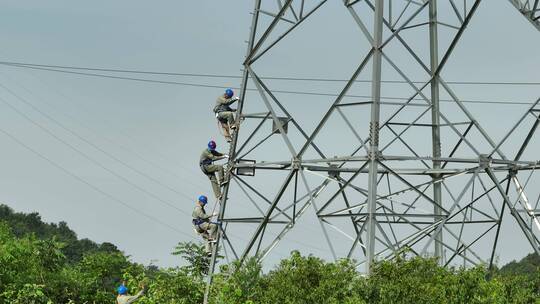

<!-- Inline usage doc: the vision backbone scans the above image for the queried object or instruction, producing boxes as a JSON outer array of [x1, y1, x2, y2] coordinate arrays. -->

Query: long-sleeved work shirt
[[193, 205, 211, 222], [213, 95, 239, 113], [116, 290, 144, 304], [199, 149, 224, 166]]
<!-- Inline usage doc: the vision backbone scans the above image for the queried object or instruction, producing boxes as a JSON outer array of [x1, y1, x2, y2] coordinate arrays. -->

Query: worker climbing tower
[[204, 1, 540, 302]]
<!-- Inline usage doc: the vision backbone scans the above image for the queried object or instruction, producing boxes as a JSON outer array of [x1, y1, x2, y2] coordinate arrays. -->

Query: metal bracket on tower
[[272, 117, 289, 134], [479, 154, 492, 169]]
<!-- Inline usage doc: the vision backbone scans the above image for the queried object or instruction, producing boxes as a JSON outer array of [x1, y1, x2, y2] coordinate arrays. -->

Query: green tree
[[0, 204, 120, 264], [211, 256, 264, 304], [0, 284, 52, 304], [259, 251, 361, 304], [172, 241, 211, 277]]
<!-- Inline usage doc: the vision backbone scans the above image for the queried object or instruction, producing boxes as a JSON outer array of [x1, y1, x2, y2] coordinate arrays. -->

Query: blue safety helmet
[[225, 88, 234, 98], [117, 285, 128, 295], [208, 140, 217, 151], [198, 195, 208, 205]]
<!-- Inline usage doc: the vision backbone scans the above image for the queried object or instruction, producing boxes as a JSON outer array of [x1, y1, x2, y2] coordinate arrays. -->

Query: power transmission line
[[0, 90, 192, 217], [1, 60, 539, 86], [0, 70, 208, 189], [0, 63, 535, 106], [0, 81, 199, 203], [0, 123, 192, 238]]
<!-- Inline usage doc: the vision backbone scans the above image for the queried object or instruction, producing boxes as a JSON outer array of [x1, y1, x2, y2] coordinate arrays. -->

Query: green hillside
[[0, 204, 119, 264]]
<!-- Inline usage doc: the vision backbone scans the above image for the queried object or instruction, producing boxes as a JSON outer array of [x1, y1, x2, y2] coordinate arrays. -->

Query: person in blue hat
[[192, 195, 218, 256], [200, 140, 228, 199], [213, 88, 240, 142], [116, 282, 146, 304]]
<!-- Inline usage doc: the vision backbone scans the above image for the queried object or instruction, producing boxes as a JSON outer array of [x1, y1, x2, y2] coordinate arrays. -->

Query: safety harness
[[213, 96, 238, 120], [200, 150, 222, 175], [199, 159, 213, 174], [192, 206, 208, 234], [214, 104, 232, 114]]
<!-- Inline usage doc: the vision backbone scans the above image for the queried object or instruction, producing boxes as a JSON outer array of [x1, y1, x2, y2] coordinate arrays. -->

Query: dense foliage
[[499, 253, 540, 279], [0, 204, 538, 303], [0, 204, 119, 264]]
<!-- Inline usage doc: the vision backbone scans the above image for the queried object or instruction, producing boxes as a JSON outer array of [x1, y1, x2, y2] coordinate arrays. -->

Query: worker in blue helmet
[[192, 195, 219, 256], [200, 140, 228, 199], [213, 88, 240, 143], [116, 282, 146, 304]]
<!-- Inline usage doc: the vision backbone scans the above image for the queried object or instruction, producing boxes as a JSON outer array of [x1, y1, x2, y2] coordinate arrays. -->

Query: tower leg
[[429, 0, 443, 262], [366, 0, 384, 274]]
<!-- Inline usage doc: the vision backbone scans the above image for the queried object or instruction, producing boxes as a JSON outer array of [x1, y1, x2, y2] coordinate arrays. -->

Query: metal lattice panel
[[508, 0, 540, 31]]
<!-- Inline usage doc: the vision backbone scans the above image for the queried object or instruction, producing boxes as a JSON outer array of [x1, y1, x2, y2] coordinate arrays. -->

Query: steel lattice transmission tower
[[204, 1, 540, 302]]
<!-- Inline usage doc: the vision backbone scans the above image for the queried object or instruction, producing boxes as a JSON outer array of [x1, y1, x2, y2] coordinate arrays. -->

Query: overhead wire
[[0, 122, 194, 238], [0, 62, 536, 106], [1, 60, 540, 86], [7, 69, 208, 188], [0, 86, 192, 217], [0, 77, 204, 202]]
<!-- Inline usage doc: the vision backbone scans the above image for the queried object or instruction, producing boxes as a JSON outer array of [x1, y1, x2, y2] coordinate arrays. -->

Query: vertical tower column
[[366, 0, 384, 274], [429, 0, 443, 262], [203, 1, 261, 303]]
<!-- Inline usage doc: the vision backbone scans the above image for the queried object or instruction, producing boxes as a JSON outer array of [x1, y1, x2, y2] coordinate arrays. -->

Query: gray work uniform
[[214, 95, 238, 125], [200, 148, 225, 199], [192, 205, 218, 253], [116, 290, 144, 304]]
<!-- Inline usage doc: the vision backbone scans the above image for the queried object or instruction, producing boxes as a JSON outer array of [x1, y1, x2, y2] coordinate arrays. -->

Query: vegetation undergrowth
[[0, 205, 538, 303]]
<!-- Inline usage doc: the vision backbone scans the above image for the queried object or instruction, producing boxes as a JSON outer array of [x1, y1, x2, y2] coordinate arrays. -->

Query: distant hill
[[0, 204, 119, 264], [498, 252, 540, 279]]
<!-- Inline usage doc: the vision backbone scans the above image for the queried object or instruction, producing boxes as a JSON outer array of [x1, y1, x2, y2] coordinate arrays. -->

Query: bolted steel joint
[[508, 167, 518, 177], [328, 164, 340, 179], [369, 121, 380, 147], [479, 154, 492, 169], [291, 157, 301, 170]]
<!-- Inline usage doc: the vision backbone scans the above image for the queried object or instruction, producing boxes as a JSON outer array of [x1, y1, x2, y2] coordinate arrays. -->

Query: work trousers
[[217, 111, 235, 125], [199, 222, 218, 253], [204, 164, 224, 199]]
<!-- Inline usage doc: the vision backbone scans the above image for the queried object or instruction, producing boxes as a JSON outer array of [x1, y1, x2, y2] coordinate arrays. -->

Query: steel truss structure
[[509, 0, 540, 30], [204, 1, 540, 302]]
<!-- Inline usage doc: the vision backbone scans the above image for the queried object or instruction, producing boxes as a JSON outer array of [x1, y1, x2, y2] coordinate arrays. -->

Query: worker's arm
[[201, 150, 223, 162], [194, 207, 212, 220], [124, 290, 144, 304], [211, 150, 226, 160], [227, 96, 240, 106], [217, 96, 239, 106]]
